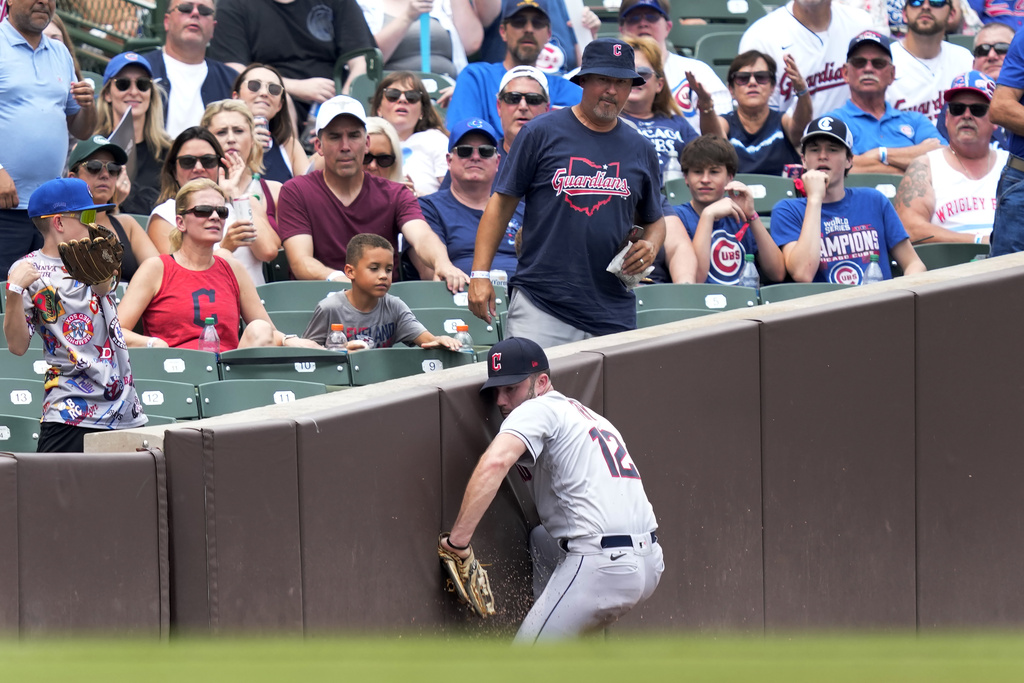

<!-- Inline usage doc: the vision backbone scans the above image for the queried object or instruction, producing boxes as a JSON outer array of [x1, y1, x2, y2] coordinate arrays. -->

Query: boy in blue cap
[[4, 178, 145, 452]]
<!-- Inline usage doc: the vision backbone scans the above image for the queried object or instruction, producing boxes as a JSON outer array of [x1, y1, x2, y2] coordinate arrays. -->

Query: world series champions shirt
[[10, 252, 145, 430], [770, 187, 909, 284], [495, 107, 663, 336]]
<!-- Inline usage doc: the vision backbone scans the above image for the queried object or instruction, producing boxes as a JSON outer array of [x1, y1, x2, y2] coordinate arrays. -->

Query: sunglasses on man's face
[[947, 101, 990, 117], [506, 14, 550, 30], [499, 91, 548, 106], [974, 42, 1011, 57], [174, 2, 215, 16], [731, 70, 773, 85], [362, 152, 397, 168], [76, 160, 123, 175], [382, 88, 423, 103], [113, 77, 152, 92], [176, 154, 220, 170], [848, 56, 891, 70], [180, 204, 229, 219], [245, 79, 284, 97], [453, 144, 497, 159], [906, 0, 949, 7]]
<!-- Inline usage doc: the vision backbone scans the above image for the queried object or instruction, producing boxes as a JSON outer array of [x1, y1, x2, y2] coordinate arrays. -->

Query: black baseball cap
[[801, 116, 854, 151], [481, 337, 550, 392], [570, 38, 645, 87]]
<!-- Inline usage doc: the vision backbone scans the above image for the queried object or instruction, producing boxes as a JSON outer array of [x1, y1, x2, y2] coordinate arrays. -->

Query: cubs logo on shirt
[[709, 230, 746, 284], [551, 157, 631, 216], [829, 261, 865, 286]]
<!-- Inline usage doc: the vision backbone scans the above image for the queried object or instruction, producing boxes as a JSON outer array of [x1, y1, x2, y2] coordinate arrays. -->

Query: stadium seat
[[759, 282, 854, 304], [664, 178, 692, 205], [0, 315, 41, 349], [410, 307, 501, 347], [134, 379, 200, 421], [57, 1, 167, 70], [668, 0, 767, 55], [637, 308, 718, 327], [390, 280, 472, 309], [734, 174, 796, 215], [197, 379, 327, 418], [219, 347, 351, 386], [348, 347, 476, 386], [263, 249, 291, 283], [0, 378, 43, 419], [635, 283, 759, 310], [0, 413, 40, 452], [946, 33, 974, 51], [912, 243, 990, 271], [693, 31, 745, 72], [128, 348, 219, 386], [267, 310, 315, 337], [256, 281, 350, 313], [334, 47, 384, 109], [845, 173, 900, 202], [126, 213, 150, 232], [0, 351, 49, 381]]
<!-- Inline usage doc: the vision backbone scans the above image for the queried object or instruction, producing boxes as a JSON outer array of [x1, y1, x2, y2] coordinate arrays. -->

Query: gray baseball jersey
[[303, 291, 427, 347]]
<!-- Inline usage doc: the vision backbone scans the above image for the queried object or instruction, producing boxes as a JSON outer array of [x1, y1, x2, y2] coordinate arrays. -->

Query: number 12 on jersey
[[589, 427, 641, 479]]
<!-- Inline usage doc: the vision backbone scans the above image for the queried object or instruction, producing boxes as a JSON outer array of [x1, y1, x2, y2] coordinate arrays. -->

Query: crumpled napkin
[[607, 242, 655, 291]]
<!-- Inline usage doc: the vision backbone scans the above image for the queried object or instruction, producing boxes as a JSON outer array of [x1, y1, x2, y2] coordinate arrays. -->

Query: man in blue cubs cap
[[440, 337, 663, 642], [768, 115, 926, 285], [7, 178, 145, 452], [469, 37, 666, 347]]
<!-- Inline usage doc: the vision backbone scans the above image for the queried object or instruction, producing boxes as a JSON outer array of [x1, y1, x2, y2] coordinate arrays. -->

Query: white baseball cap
[[315, 96, 367, 134], [498, 65, 550, 98]]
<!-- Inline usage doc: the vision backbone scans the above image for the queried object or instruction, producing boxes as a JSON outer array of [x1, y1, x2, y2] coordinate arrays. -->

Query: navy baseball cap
[[481, 337, 550, 391], [502, 0, 550, 21], [570, 38, 645, 86], [801, 116, 854, 151], [68, 135, 128, 169], [28, 178, 115, 218], [448, 118, 499, 150], [102, 51, 154, 85], [847, 30, 893, 59], [619, 0, 670, 20]]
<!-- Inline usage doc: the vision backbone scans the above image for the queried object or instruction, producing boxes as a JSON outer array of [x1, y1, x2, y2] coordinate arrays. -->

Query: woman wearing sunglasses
[[118, 178, 318, 351], [695, 50, 810, 177], [93, 52, 173, 216], [365, 117, 415, 188], [371, 72, 449, 196], [147, 127, 271, 285], [66, 137, 159, 283], [620, 36, 698, 183], [231, 64, 310, 182]]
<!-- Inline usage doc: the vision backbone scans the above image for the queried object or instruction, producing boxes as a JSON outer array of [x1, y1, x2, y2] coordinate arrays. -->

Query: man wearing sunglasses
[[1, 0, 97, 276], [988, 28, 1024, 256], [277, 96, 468, 291], [827, 31, 941, 174], [972, 23, 1015, 80], [474, 0, 580, 74], [896, 71, 1005, 245], [887, 0, 973, 123], [446, 0, 582, 134], [141, 0, 236, 137]]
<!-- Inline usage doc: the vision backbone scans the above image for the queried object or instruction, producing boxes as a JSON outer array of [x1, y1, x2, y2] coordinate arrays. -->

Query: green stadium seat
[[912, 242, 990, 271], [389, 280, 510, 314], [267, 310, 315, 337], [263, 249, 291, 283], [128, 348, 219, 386], [197, 379, 327, 418], [668, 0, 767, 55], [348, 347, 476, 386], [635, 283, 758, 310], [759, 282, 854, 304], [409, 307, 500, 347], [693, 31, 745, 71], [845, 173, 900, 203], [219, 347, 351, 386], [0, 413, 41, 452], [0, 350, 50, 381], [734, 174, 796, 215], [637, 308, 718, 327], [664, 178, 692, 205], [0, 378, 43, 419], [134, 379, 200, 421], [256, 281, 350, 313]]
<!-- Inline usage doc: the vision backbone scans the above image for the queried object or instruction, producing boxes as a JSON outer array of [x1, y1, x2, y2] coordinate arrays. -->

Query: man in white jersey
[[739, 0, 883, 117], [440, 337, 663, 642], [895, 70, 1006, 243], [887, 0, 973, 122]]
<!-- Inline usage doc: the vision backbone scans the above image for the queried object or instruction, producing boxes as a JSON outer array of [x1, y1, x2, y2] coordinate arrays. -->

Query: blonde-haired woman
[[93, 52, 173, 215], [118, 178, 318, 351], [364, 116, 414, 189]]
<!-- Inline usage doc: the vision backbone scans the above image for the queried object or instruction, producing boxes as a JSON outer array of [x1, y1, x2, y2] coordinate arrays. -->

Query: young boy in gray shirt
[[303, 234, 462, 350]]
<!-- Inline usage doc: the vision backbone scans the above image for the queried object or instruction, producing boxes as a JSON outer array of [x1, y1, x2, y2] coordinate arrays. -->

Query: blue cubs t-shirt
[[620, 112, 698, 179], [419, 189, 522, 276], [674, 203, 759, 285], [770, 187, 909, 284], [495, 107, 663, 335], [997, 29, 1024, 157]]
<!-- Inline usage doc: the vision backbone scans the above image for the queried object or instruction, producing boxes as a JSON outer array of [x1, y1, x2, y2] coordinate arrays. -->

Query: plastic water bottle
[[863, 253, 884, 285], [197, 316, 219, 355], [738, 253, 760, 295], [454, 325, 475, 355], [663, 146, 683, 187], [325, 323, 348, 353]]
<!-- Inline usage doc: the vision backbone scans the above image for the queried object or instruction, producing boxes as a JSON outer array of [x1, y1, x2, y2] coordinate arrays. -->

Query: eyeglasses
[[947, 101, 990, 117], [362, 152, 397, 168], [848, 56, 891, 69], [244, 79, 284, 97], [974, 42, 1011, 57], [180, 204, 229, 219], [731, 70, 773, 85], [113, 77, 152, 92], [906, 0, 949, 7], [382, 88, 423, 103], [453, 144, 497, 159], [176, 154, 220, 170], [623, 11, 664, 25], [173, 2, 214, 16], [75, 160, 123, 175], [635, 67, 656, 83], [499, 91, 548, 106], [505, 14, 550, 30]]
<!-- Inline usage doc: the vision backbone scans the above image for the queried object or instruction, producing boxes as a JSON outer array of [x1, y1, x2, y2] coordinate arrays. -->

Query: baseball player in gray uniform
[[441, 337, 664, 642]]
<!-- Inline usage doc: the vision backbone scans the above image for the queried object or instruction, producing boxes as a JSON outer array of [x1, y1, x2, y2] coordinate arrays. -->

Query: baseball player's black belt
[[1007, 154, 1024, 173], [600, 532, 658, 549]]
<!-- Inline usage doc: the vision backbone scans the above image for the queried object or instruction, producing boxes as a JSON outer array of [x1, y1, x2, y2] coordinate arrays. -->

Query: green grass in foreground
[[1, 632, 1023, 682]]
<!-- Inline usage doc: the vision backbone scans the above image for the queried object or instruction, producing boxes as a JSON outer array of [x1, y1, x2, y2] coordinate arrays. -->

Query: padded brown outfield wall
[[4, 253, 1021, 635]]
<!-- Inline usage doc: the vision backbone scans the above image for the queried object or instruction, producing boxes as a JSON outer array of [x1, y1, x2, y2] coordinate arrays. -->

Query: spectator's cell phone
[[617, 225, 645, 253]]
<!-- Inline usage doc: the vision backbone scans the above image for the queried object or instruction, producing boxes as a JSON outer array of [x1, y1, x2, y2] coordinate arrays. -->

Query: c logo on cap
[[613, 43, 622, 56], [818, 117, 834, 131], [491, 352, 502, 372]]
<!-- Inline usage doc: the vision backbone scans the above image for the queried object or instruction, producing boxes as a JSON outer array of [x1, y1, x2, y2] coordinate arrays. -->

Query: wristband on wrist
[[282, 333, 298, 342], [146, 337, 159, 348], [326, 270, 342, 282], [748, 212, 759, 223], [795, 87, 809, 98], [879, 147, 889, 166], [470, 271, 491, 279], [445, 535, 470, 551], [6, 282, 24, 296], [699, 103, 715, 114]]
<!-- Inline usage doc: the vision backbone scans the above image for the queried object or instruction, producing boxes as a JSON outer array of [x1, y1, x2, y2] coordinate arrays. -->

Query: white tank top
[[927, 147, 1007, 236]]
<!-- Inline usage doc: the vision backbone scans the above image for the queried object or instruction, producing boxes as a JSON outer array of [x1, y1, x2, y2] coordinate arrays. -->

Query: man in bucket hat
[[468, 38, 665, 347], [440, 337, 663, 642]]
